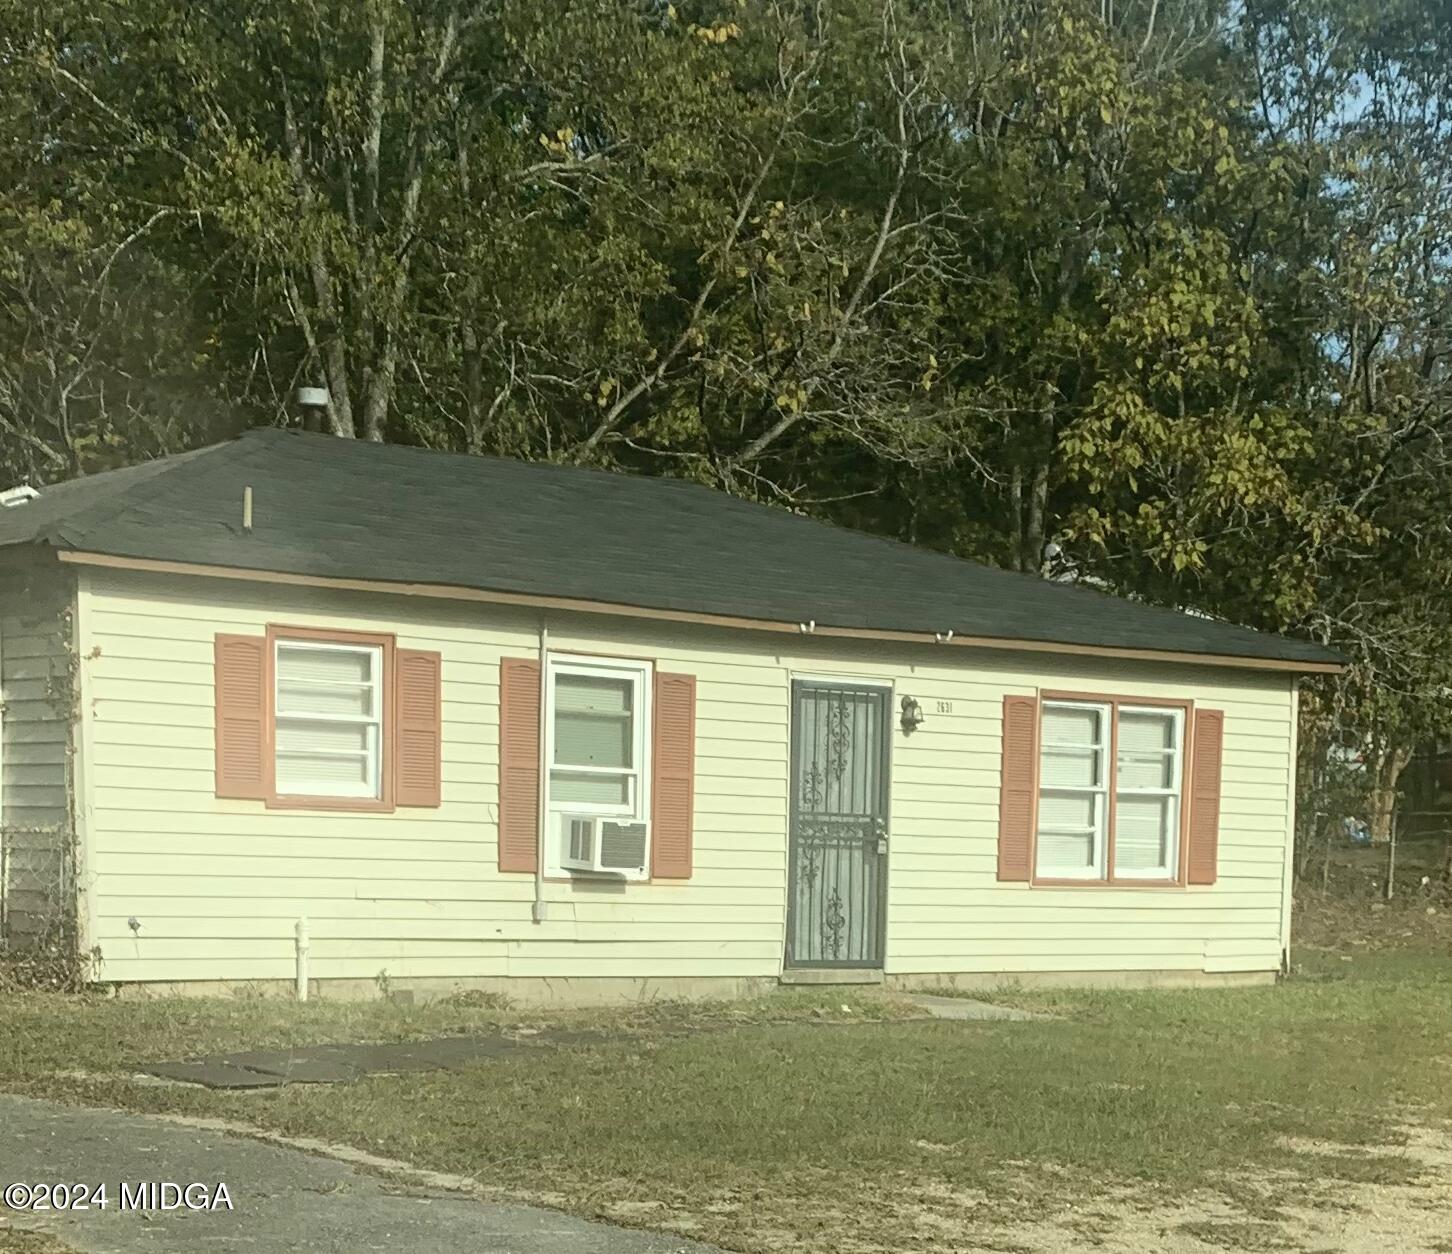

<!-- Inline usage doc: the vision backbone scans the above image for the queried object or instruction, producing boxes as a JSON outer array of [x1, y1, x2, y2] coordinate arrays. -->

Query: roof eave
[[57, 549, 1346, 676]]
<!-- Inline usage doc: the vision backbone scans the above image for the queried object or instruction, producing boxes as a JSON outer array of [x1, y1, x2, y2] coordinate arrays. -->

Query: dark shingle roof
[[0, 428, 1340, 669]]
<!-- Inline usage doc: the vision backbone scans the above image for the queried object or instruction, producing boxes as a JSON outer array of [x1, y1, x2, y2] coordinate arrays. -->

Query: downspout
[[532, 616, 549, 923]]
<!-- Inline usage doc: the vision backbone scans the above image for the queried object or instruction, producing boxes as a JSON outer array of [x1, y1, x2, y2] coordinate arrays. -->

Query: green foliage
[[2, 0, 1451, 790]]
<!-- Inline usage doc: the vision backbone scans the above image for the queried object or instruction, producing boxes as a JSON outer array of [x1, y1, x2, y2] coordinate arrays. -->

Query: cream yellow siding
[[76, 567, 1296, 990]]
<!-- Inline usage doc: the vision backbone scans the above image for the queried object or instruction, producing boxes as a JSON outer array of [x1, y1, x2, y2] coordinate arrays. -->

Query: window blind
[[274, 643, 381, 798]]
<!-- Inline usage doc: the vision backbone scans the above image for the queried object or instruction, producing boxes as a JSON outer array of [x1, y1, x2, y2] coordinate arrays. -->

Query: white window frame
[[1113, 705, 1184, 881], [273, 639, 384, 800], [544, 653, 652, 880], [1035, 700, 1111, 880]]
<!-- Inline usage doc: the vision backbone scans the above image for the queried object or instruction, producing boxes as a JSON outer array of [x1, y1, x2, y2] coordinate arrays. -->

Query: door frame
[[784, 677, 893, 971]]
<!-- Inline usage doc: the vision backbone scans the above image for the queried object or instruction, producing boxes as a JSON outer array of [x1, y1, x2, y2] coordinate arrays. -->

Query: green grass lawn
[[2, 956, 1450, 1251]]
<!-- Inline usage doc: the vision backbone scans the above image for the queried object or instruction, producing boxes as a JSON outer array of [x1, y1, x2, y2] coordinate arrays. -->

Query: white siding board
[[95, 917, 795, 945], [77, 567, 1296, 987], [92, 876, 779, 904]]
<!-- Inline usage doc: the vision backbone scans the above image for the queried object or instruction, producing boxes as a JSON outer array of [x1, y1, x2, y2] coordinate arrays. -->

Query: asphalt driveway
[[0, 1094, 716, 1254]]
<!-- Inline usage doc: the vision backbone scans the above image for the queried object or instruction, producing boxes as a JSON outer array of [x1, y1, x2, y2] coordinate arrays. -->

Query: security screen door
[[785, 681, 890, 969]]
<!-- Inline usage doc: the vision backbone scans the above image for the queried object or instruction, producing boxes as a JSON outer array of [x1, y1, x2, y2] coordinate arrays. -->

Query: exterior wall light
[[900, 695, 925, 734]]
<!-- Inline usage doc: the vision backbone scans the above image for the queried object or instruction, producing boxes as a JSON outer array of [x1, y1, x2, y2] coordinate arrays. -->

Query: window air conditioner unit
[[562, 815, 649, 875]]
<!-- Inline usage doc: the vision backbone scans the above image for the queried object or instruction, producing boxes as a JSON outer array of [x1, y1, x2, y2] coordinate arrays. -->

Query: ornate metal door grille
[[786, 681, 889, 969]]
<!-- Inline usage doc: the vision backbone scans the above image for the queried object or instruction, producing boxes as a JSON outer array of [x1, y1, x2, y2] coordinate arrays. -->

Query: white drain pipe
[[295, 916, 310, 1001], [533, 617, 549, 924]]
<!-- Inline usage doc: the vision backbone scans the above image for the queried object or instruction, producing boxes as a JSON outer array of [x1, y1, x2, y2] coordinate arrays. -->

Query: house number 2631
[[936, 700, 953, 714]]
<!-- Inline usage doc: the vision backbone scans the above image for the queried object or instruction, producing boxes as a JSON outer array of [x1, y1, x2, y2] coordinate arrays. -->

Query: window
[[1113, 707, 1183, 880], [545, 655, 650, 876], [216, 625, 441, 811], [1036, 702, 1110, 878], [1035, 698, 1185, 882], [274, 639, 384, 800]]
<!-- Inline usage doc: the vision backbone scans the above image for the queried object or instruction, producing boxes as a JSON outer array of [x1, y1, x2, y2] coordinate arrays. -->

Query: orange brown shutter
[[498, 657, 542, 873], [1187, 708, 1224, 885], [395, 649, 442, 807], [651, 671, 696, 879], [997, 694, 1039, 881], [214, 633, 268, 799]]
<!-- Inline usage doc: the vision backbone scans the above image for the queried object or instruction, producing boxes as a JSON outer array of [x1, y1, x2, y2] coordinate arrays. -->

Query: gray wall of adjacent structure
[[0, 558, 75, 952]]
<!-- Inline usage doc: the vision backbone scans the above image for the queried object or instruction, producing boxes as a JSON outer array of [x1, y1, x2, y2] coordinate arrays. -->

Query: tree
[[0, 6, 238, 482], [8, 0, 1452, 857]]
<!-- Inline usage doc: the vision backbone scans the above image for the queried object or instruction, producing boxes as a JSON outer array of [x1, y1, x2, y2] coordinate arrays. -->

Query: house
[[0, 428, 1341, 1000]]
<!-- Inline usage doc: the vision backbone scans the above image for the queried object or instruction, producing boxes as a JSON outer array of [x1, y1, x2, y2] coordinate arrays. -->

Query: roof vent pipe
[[296, 385, 331, 433]]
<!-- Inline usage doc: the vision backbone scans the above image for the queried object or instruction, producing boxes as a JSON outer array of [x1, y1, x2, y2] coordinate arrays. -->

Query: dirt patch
[[574, 1125, 1452, 1253], [994, 1123, 1452, 1254], [1296, 890, 1452, 957], [1294, 838, 1452, 957], [524, 1127, 1452, 1254]]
